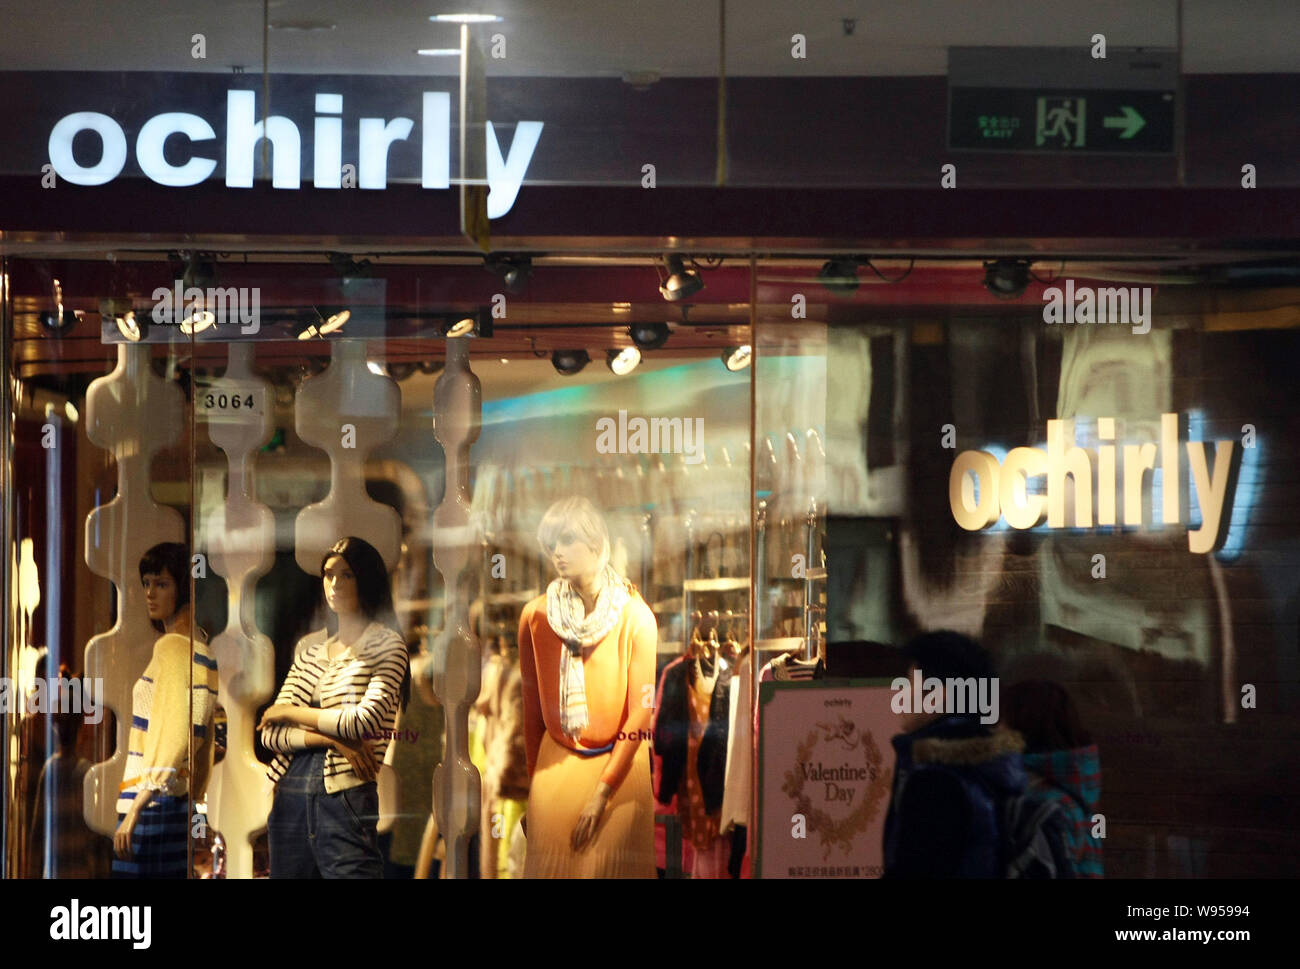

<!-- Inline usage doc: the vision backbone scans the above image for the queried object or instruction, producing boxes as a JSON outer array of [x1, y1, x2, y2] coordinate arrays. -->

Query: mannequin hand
[[570, 783, 612, 852], [256, 704, 298, 731], [113, 811, 139, 861], [332, 737, 379, 782]]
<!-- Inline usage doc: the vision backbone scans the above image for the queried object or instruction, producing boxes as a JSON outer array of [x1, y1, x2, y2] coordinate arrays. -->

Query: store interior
[[4, 246, 1299, 877]]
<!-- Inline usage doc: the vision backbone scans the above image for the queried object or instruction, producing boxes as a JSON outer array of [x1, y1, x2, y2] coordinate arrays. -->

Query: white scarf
[[546, 564, 631, 741]]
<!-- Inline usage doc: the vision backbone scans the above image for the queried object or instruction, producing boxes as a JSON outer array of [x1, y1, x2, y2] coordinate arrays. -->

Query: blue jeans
[[267, 748, 383, 879]]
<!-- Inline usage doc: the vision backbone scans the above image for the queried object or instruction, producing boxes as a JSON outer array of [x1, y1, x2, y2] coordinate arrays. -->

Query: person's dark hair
[[320, 536, 408, 710], [901, 630, 997, 683], [1002, 680, 1093, 752], [139, 542, 190, 633]]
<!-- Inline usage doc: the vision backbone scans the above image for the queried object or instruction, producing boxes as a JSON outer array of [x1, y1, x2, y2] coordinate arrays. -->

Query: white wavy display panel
[[82, 344, 186, 835], [429, 338, 483, 878], [202, 343, 276, 878], [293, 340, 402, 572]]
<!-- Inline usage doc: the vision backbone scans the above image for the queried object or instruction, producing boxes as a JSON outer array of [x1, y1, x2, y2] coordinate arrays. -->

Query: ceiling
[[1, 0, 1296, 77]]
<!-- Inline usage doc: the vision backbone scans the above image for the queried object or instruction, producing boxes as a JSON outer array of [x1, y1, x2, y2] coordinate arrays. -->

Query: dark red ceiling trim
[[2, 179, 1297, 251]]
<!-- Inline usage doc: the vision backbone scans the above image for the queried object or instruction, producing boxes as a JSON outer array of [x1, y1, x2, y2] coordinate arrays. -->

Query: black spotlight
[[39, 310, 80, 334], [485, 254, 532, 293], [628, 322, 670, 350], [659, 254, 703, 302], [983, 258, 1032, 300], [329, 253, 373, 278], [818, 257, 860, 295], [551, 349, 590, 376]]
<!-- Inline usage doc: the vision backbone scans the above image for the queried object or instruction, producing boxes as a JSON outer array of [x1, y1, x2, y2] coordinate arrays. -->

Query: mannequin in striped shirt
[[112, 542, 219, 878], [258, 537, 409, 878]]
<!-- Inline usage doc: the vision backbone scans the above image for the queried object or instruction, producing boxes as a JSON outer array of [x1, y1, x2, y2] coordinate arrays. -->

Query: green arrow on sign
[[1103, 105, 1146, 139]]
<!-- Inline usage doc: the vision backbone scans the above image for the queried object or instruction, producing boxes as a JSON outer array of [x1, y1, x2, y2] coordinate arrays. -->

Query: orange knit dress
[[518, 590, 658, 878]]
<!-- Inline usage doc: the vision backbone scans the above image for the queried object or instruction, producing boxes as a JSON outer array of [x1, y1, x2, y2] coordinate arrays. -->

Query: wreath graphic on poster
[[781, 724, 892, 860]]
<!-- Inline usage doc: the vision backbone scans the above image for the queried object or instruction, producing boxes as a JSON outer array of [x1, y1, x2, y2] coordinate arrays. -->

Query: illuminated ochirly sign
[[948, 414, 1239, 554], [46, 91, 542, 218]]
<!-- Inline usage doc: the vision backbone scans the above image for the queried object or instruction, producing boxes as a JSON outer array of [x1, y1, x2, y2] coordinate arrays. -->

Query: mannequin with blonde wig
[[517, 495, 657, 877]]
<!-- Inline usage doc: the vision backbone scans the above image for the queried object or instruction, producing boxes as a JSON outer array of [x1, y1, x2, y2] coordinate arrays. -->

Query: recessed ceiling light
[[622, 71, 661, 90], [430, 13, 503, 24], [417, 48, 462, 56]]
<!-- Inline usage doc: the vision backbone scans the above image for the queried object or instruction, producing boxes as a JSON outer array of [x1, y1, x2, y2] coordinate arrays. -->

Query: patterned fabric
[[1023, 744, 1104, 878], [545, 565, 631, 740], [111, 794, 190, 879], [262, 621, 408, 795], [117, 633, 219, 814]]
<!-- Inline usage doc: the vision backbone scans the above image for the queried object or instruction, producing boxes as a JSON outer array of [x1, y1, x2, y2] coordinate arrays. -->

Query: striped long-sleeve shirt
[[262, 622, 408, 794], [117, 633, 220, 814]]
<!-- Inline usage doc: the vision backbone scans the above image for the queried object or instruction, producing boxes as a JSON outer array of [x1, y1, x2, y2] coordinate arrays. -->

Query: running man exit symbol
[[1036, 97, 1086, 147]]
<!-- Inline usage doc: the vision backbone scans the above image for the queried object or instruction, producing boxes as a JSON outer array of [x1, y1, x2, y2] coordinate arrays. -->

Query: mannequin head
[[319, 536, 397, 630], [139, 542, 190, 633], [537, 496, 612, 585]]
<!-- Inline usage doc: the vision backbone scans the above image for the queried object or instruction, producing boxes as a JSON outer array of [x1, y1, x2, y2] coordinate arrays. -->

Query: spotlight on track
[[484, 253, 532, 293], [298, 307, 350, 340], [659, 255, 703, 302], [818, 257, 860, 295], [628, 322, 670, 350], [552, 349, 590, 376], [606, 347, 642, 376], [982, 258, 1032, 300], [39, 310, 81, 334], [179, 302, 217, 335], [116, 311, 145, 343], [40, 278, 81, 334], [445, 315, 476, 337], [438, 309, 491, 338], [318, 309, 351, 334], [721, 345, 751, 372]]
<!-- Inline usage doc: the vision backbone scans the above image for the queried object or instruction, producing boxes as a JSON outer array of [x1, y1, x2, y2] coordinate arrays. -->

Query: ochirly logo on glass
[[46, 92, 542, 219], [948, 413, 1240, 554]]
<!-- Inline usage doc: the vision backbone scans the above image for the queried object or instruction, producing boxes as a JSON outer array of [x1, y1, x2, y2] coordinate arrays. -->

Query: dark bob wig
[[139, 542, 191, 633]]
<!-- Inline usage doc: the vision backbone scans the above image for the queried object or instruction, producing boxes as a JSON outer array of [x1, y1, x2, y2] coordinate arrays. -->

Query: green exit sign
[[947, 47, 1178, 155], [949, 88, 1175, 154]]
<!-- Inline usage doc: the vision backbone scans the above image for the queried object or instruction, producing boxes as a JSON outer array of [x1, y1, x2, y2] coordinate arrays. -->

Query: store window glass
[[768, 253, 1300, 876], [3, 252, 757, 878]]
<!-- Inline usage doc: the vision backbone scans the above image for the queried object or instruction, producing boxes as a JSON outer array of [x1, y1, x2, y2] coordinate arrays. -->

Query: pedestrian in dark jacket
[[883, 630, 1025, 878], [1002, 680, 1104, 878]]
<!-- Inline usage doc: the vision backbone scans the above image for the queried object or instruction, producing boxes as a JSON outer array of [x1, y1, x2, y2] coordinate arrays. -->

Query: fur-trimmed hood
[[914, 728, 1026, 766], [891, 715, 1028, 800]]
